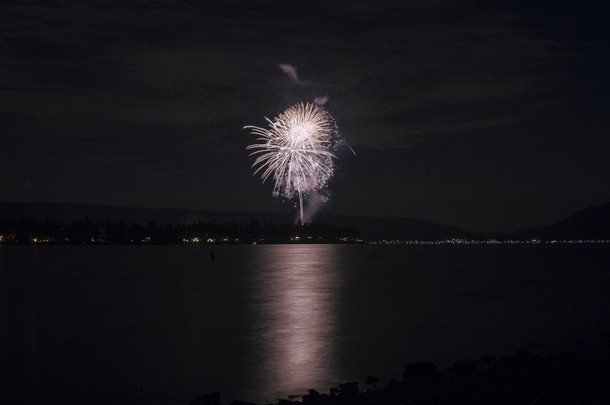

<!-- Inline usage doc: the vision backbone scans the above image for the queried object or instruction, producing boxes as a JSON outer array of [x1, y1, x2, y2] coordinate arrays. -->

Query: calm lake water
[[1, 244, 610, 404]]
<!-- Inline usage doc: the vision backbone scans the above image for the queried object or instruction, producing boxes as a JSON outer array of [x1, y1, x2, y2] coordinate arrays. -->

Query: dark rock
[[189, 392, 221, 405], [364, 375, 379, 385], [476, 355, 496, 371], [229, 401, 257, 405], [447, 360, 476, 375], [277, 399, 299, 405], [307, 389, 321, 397], [384, 378, 401, 392], [302, 389, 325, 405], [379, 379, 410, 404], [338, 381, 358, 396], [403, 361, 444, 382]]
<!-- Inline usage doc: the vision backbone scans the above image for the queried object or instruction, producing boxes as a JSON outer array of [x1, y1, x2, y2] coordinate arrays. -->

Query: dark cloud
[[1, 0, 609, 231], [0, 0, 574, 148]]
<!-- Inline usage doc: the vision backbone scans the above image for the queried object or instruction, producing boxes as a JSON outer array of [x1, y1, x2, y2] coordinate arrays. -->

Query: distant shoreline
[[3, 200, 610, 241], [2, 239, 609, 246]]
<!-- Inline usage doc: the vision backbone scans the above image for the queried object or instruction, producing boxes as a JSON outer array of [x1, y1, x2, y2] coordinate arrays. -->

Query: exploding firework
[[244, 102, 338, 225]]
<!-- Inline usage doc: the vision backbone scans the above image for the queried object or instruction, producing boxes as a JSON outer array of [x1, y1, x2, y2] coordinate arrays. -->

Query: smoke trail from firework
[[314, 96, 328, 106], [244, 102, 338, 225], [277, 63, 299, 82]]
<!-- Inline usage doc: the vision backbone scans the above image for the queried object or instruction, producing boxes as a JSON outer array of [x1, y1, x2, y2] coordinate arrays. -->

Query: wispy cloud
[[0, 0, 589, 154]]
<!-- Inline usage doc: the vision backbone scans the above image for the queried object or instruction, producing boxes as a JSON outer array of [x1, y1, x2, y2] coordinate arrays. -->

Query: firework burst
[[244, 102, 338, 225]]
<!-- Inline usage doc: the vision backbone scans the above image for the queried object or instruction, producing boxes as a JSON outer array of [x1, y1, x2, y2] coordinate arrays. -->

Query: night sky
[[1, 0, 609, 232]]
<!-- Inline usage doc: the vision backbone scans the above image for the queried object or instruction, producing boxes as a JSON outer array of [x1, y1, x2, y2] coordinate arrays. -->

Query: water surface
[[1, 244, 609, 404]]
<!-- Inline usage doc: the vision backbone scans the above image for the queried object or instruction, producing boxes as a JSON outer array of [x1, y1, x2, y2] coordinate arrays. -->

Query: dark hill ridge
[[514, 201, 610, 240], [1, 201, 609, 240], [0, 201, 474, 240], [316, 214, 480, 241]]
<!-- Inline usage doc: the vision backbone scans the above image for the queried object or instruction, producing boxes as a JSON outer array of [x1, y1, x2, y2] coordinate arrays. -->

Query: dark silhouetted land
[[189, 350, 610, 405], [1, 201, 610, 242]]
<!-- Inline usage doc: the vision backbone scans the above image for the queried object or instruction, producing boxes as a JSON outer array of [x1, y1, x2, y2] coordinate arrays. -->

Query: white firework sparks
[[244, 102, 338, 225]]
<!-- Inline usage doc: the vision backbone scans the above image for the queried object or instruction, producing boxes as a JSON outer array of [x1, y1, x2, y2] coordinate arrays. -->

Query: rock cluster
[[189, 350, 610, 405]]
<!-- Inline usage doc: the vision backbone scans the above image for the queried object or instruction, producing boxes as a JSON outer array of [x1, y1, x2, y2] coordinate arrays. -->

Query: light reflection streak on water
[[248, 245, 340, 400]]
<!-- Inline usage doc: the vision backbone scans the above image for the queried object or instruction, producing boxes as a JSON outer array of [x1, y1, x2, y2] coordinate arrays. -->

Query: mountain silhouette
[[0, 201, 473, 240], [513, 202, 610, 240]]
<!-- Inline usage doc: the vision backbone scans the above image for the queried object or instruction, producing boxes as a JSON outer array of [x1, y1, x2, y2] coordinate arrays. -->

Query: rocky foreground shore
[[188, 350, 610, 405]]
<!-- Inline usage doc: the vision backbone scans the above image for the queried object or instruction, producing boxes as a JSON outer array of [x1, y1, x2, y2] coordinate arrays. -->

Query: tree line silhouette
[[0, 217, 361, 244]]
